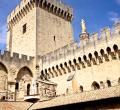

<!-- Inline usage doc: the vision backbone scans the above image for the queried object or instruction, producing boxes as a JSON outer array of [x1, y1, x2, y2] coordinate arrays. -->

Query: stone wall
[[0, 51, 35, 101], [40, 23, 120, 95], [37, 80, 57, 100], [7, 0, 73, 56], [36, 7, 73, 55], [7, 8, 36, 56]]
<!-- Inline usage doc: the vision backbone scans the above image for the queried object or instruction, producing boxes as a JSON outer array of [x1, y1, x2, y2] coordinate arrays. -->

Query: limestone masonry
[[0, 0, 120, 110]]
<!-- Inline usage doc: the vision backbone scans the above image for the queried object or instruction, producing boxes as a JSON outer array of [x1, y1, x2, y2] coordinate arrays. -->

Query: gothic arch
[[17, 66, 33, 80], [88, 53, 92, 60], [83, 55, 87, 62], [0, 62, 8, 92], [106, 80, 112, 87], [100, 49, 105, 56], [80, 85, 84, 92], [113, 44, 119, 52], [16, 66, 33, 98], [106, 47, 111, 55], [0, 62, 8, 74], [92, 81, 100, 90], [78, 57, 82, 63], [94, 51, 99, 58]]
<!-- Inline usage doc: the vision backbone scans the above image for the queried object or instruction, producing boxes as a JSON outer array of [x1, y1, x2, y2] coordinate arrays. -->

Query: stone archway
[[0, 62, 8, 92], [16, 66, 33, 100]]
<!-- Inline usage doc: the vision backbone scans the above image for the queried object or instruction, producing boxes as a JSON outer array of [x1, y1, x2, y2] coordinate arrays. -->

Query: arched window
[[69, 60, 72, 66], [73, 59, 77, 64], [51, 5, 54, 11], [52, 66, 55, 70], [106, 47, 111, 55], [80, 85, 84, 92], [83, 55, 87, 62], [113, 44, 118, 52], [60, 64, 63, 68], [100, 49, 105, 56], [56, 65, 59, 70], [88, 53, 92, 60], [92, 81, 100, 90], [78, 57, 82, 63], [94, 51, 98, 58], [40, 70, 44, 80], [64, 62, 67, 67], [106, 80, 111, 87], [44, 69, 48, 80]]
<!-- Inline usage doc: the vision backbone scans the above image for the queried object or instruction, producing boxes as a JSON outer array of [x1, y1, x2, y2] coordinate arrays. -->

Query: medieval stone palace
[[0, 0, 120, 109]]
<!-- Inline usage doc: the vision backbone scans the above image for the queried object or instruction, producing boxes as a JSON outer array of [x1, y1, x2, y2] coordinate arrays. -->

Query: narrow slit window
[[54, 36, 56, 42], [23, 24, 27, 34]]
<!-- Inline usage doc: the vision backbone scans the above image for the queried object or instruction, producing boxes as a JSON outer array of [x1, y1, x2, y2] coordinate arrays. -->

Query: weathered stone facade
[[1, 0, 120, 110], [41, 23, 120, 95], [7, 0, 73, 56]]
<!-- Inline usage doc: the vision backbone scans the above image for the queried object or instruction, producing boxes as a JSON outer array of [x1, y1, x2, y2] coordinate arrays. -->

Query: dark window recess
[[23, 24, 27, 34], [54, 36, 56, 42], [15, 82, 19, 90]]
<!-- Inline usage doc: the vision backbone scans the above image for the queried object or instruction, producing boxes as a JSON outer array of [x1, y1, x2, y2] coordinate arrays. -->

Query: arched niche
[[0, 62, 8, 92], [17, 66, 33, 81], [16, 66, 33, 98], [92, 81, 100, 90]]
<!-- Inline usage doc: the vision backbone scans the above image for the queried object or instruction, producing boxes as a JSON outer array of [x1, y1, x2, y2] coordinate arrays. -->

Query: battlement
[[7, 0, 73, 28], [41, 22, 120, 65], [0, 50, 34, 62]]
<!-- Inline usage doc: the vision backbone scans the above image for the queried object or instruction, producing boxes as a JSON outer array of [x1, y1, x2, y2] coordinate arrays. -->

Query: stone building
[[0, 0, 120, 109]]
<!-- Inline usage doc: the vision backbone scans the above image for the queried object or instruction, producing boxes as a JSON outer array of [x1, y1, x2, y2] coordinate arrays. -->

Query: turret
[[80, 19, 89, 47]]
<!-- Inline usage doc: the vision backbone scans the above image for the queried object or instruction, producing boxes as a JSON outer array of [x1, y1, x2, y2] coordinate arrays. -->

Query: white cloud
[[116, 0, 120, 5], [108, 11, 120, 23], [0, 24, 7, 45]]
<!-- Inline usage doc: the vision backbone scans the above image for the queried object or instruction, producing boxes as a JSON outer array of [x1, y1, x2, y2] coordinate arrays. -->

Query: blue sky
[[0, 0, 120, 50]]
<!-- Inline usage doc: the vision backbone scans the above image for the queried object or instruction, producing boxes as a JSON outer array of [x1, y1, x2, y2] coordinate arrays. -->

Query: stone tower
[[7, 0, 74, 56]]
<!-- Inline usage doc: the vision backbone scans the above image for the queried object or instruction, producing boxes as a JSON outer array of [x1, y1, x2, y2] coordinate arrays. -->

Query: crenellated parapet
[[39, 22, 120, 79], [40, 23, 120, 64], [40, 43, 120, 79], [0, 50, 35, 80], [7, 0, 73, 29], [0, 50, 34, 63]]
